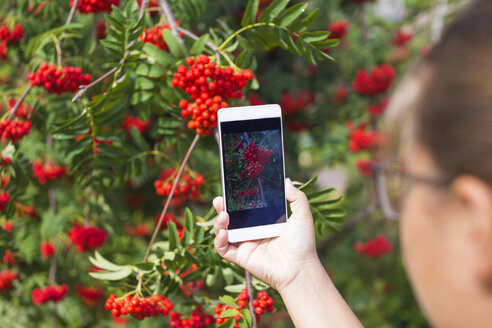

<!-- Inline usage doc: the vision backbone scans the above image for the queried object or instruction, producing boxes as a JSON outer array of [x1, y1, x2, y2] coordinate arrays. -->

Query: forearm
[[279, 259, 363, 328]]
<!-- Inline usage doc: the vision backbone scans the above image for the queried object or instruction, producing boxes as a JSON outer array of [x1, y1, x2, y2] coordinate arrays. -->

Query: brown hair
[[386, 0, 492, 183]]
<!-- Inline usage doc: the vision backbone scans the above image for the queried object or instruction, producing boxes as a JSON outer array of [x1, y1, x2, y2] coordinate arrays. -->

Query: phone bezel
[[217, 104, 287, 243]]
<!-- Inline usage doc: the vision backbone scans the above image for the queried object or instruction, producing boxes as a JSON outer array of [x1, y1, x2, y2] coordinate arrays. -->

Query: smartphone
[[218, 104, 287, 243]]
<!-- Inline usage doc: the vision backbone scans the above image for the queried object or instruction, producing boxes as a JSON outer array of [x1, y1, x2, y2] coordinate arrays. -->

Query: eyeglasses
[[372, 158, 452, 220]]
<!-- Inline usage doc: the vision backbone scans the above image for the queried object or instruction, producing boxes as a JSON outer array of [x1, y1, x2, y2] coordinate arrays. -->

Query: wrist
[[277, 257, 326, 297]]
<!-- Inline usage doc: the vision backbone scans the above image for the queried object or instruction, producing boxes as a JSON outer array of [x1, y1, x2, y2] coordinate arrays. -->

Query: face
[[400, 144, 480, 327]]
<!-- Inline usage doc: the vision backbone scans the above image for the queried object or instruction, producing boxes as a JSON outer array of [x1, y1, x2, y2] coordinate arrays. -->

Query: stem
[[217, 22, 276, 51], [49, 256, 57, 284], [158, 0, 184, 45], [58, 0, 80, 64], [245, 271, 258, 328], [138, 0, 148, 19], [8, 85, 33, 120], [72, 66, 118, 101], [176, 26, 219, 52], [142, 134, 200, 262]]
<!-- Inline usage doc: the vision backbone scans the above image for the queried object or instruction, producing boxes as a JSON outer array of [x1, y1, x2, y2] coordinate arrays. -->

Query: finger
[[214, 229, 229, 257], [285, 178, 312, 217], [213, 211, 229, 235], [213, 196, 224, 214]]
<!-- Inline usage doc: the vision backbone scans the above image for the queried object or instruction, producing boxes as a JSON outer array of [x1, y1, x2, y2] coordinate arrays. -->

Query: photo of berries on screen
[[224, 130, 283, 212]]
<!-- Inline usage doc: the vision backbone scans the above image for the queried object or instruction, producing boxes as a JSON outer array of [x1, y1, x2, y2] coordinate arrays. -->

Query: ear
[[451, 175, 492, 289]]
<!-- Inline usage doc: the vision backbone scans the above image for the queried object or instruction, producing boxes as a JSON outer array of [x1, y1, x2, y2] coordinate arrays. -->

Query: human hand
[[213, 178, 320, 293]]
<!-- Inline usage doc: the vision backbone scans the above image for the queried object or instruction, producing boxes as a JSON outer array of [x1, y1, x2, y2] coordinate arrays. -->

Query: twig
[[138, 0, 148, 19], [158, 0, 184, 45], [58, 0, 80, 65], [245, 271, 258, 328], [177, 26, 218, 52], [72, 66, 118, 101], [142, 134, 201, 262], [8, 85, 33, 120]]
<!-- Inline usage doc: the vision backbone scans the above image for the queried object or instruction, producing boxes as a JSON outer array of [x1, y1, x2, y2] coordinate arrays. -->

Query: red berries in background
[[0, 191, 11, 211], [280, 89, 315, 116], [122, 115, 151, 135], [6, 98, 33, 120], [355, 159, 375, 177], [104, 293, 173, 320], [172, 55, 253, 135], [0, 24, 24, 43], [332, 86, 348, 106], [31, 284, 69, 305], [2, 220, 13, 233], [154, 212, 183, 231], [328, 20, 349, 41], [154, 168, 204, 207], [215, 289, 274, 326], [352, 64, 395, 96], [40, 241, 56, 258], [169, 305, 214, 328], [393, 29, 413, 47], [367, 98, 389, 117], [32, 160, 67, 185], [28, 63, 91, 94], [348, 124, 385, 152], [75, 285, 104, 306], [140, 21, 183, 51], [71, 0, 120, 13], [0, 269, 18, 293], [68, 222, 107, 252], [3, 250, 17, 265], [354, 234, 393, 258], [0, 119, 31, 144]]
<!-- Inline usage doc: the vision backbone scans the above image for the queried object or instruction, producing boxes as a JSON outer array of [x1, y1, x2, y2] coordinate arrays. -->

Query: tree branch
[[245, 271, 258, 328], [158, 0, 184, 45], [142, 134, 200, 262], [8, 85, 33, 120]]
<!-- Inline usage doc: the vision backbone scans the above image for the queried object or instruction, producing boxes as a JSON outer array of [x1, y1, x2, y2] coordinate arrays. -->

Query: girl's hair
[[385, 0, 492, 183]]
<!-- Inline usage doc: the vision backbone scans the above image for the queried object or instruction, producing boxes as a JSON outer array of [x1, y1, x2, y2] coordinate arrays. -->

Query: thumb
[[285, 178, 312, 217]]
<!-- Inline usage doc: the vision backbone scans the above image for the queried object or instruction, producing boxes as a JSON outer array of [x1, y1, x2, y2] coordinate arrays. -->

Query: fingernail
[[286, 178, 294, 187]]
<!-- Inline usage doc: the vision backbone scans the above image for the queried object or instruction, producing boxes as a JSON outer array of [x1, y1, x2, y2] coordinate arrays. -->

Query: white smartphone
[[218, 104, 288, 243]]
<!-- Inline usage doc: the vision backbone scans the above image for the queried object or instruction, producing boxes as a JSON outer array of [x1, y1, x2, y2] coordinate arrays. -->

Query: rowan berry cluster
[[367, 98, 389, 117], [0, 154, 11, 167], [140, 21, 182, 51], [234, 188, 258, 199], [104, 294, 174, 320], [214, 289, 249, 327], [243, 142, 273, 179], [0, 24, 24, 43], [0, 191, 11, 211], [122, 115, 151, 135], [71, 0, 120, 13], [355, 159, 375, 177], [0, 269, 18, 293], [280, 89, 315, 116], [252, 290, 274, 318], [2, 221, 12, 233], [3, 250, 17, 265], [328, 20, 349, 40], [31, 284, 69, 305], [32, 160, 67, 185], [332, 86, 348, 106], [28, 63, 91, 94], [155, 212, 183, 231], [180, 280, 205, 297], [0, 119, 31, 144], [392, 29, 413, 47], [172, 55, 254, 135], [169, 305, 215, 328], [68, 222, 107, 252], [40, 241, 56, 259], [354, 234, 393, 258], [6, 98, 33, 120], [348, 124, 384, 152], [154, 168, 204, 207], [352, 64, 395, 96], [75, 285, 104, 306]]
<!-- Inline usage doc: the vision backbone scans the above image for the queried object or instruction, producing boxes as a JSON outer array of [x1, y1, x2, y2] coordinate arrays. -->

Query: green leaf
[[136, 63, 167, 78], [299, 175, 318, 191], [163, 29, 186, 59], [190, 34, 210, 55], [222, 267, 234, 285], [258, 0, 290, 22], [89, 267, 132, 281], [224, 283, 246, 293], [289, 8, 319, 32], [219, 295, 236, 307], [133, 262, 155, 272], [168, 221, 180, 250], [276, 3, 307, 27], [129, 125, 149, 150], [218, 319, 235, 328], [25, 23, 84, 56], [299, 31, 331, 43], [143, 43, 176, 66], [89, 251, 124, 271], [242, 0, 260, 26], [221, 309, 240, 318], [185, 208, 194, 232], [241, 308, 253, 327]]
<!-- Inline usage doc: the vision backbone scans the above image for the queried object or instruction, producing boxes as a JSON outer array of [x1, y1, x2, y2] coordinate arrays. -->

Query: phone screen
[[221, 117, 287, 230]]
